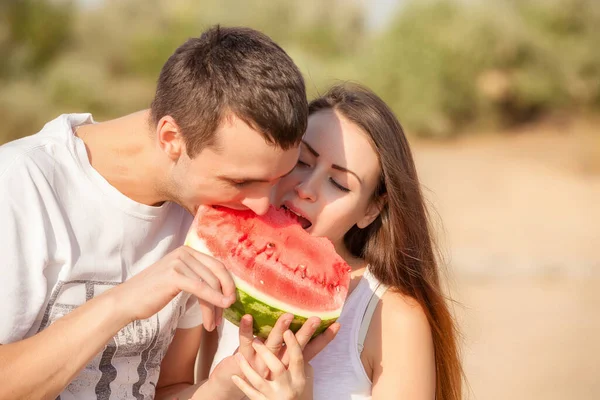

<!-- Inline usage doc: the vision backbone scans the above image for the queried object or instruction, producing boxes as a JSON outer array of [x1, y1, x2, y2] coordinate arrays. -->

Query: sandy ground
[[411, 118, 600, 399], [453, 279, 600, 400]]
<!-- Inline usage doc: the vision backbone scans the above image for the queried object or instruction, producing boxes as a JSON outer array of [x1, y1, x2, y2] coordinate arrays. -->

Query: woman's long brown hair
[[309, 83, 463, 400]]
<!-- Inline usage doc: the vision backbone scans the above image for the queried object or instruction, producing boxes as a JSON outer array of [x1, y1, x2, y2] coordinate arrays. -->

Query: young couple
[[0, 25, 461, 399]]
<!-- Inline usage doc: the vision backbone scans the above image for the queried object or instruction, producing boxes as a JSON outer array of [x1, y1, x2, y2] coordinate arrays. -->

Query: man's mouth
[[281, 205, 312, 230]]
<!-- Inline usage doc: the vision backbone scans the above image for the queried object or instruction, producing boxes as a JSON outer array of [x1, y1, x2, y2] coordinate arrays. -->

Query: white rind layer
[[185, 230, 343, 320]]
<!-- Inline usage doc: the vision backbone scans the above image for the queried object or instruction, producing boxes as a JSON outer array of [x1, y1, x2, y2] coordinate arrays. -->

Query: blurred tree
[[1, 0, 598, 144], [0, 0, 74, 80]]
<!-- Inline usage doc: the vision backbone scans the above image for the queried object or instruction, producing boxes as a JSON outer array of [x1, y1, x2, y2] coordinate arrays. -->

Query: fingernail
[[252, 338, 262, 347], [312, 321, 320, 329], [242, 315, 251, 327], [235, 353, 243, 362]]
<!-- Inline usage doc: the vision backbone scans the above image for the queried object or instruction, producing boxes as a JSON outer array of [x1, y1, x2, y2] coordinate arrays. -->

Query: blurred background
[[1, 0, 598, 398]]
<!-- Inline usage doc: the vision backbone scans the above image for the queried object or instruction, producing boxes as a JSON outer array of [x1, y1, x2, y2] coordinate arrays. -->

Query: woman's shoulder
[[363, 289, 434, 370], [373, 289, 432, 345], [363, 289, 436, 396]]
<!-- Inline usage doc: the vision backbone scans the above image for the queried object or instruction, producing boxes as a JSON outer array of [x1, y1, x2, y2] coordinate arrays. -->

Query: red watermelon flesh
[[185, 205, 350, 338]]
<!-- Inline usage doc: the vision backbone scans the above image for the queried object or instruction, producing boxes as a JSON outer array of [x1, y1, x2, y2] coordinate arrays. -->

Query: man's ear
[[357, 194, 387, 229], [156, 115, 185, 161]]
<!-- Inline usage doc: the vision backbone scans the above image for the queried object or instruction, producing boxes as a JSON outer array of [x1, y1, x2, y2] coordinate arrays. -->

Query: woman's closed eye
[[330, 178, 350, 192]]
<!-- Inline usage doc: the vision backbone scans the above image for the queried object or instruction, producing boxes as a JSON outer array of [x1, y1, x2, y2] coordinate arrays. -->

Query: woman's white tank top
[[310, 268, 387, 399], [209, 268, 387, 400]]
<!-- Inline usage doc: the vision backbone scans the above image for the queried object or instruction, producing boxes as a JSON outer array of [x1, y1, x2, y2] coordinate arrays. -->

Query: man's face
[[169, 114, 300, 216]]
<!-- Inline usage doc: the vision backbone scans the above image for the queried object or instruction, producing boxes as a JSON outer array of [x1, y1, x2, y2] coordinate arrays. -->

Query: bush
[[360, 0, 600, 137], [1, 0, 598, 144]]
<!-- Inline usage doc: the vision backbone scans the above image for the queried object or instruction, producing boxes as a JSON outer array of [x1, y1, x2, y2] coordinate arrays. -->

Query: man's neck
[[76, 110, 167, 207]]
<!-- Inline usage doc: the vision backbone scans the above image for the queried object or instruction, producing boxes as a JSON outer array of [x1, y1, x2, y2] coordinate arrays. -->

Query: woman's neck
[[335, 242, 368, 294]]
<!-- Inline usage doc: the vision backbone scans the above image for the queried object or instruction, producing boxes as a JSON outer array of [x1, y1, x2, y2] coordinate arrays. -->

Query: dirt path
[[411, 118, 600, 399]]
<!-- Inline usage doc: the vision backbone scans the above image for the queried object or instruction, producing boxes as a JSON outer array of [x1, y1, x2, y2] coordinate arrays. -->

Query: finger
[[172, 262, 217, 331], [178, 251, 227, 328], [172, 270, 235, 331], [235, 353, 269, 394], [302, 322, 340, 362], [283, 330, 305, 379], [264, 313, 293, 355], [280, 316, 321, 366], [178, 249, 227, 310], [197, 298, 217, 332], [297, 317, 322, 349], [183, 246, 237, 300], [231, 375, 266, 400], [178, 249, 232, 326], [252, 339, 286, 377], [238, 314, 255, 361], [255, 313, 292, 375]]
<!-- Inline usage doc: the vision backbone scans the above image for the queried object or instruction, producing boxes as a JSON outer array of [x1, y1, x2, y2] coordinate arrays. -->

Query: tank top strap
[[357, 268, 389, 353]]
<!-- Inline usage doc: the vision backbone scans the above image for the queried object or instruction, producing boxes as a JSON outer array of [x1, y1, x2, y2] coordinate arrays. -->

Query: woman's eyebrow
[[332, 164, 362, 183]]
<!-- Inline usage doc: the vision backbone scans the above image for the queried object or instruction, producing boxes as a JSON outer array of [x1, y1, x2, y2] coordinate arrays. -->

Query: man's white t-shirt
[[0, 114, 202, 400]]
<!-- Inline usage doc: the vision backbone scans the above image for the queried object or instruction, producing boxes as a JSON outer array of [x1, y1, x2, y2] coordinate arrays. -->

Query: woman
[[214, 83, 463, 400]]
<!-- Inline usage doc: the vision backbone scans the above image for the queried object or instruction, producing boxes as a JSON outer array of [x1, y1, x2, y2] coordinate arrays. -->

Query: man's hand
[[111, 245, 236, 331]]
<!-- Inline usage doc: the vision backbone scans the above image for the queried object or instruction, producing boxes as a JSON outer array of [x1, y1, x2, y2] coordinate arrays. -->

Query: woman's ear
[[357, 194, 387, 229]]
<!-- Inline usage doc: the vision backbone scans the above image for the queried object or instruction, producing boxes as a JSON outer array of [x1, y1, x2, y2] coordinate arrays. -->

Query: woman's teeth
[[282, 206, 312, 229]]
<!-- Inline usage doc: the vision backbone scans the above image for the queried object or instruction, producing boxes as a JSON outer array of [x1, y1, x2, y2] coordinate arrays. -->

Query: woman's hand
[[206, 314, 337, 400], [232, 330, 313, 400]]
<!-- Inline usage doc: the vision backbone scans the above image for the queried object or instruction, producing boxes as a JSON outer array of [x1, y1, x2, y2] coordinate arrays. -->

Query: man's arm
[[0, 290, 130, 399], [0, 245, 236, 400]]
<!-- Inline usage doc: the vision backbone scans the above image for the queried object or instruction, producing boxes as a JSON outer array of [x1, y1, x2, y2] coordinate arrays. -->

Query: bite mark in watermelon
[[184, 205, 351, 339]]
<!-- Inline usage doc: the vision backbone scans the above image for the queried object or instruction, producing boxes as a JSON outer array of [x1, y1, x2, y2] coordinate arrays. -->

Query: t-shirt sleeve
[[176, 294, 203, 329], [0, 155, 50, 344]]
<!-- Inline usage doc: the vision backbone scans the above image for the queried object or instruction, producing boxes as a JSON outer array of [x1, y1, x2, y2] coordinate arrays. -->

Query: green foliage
[[361, 0, 600, 136], [0, 0, 74, 79], [1, 0, 599, 144]]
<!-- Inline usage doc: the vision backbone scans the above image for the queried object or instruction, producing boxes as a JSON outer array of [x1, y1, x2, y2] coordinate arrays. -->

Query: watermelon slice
[[184, 205, 350, 339]]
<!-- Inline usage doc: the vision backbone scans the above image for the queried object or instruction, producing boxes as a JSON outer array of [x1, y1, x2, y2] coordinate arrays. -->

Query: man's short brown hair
[[150, 25, 308, 157]]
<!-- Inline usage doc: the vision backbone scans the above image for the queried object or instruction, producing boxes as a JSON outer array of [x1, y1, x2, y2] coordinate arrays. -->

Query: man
[[0, 26, 330, 399]]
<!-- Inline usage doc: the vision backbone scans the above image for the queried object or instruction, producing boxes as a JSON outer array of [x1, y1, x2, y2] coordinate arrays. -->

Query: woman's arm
[[365, 291, 436, 400], [154, 325, 203, 400]]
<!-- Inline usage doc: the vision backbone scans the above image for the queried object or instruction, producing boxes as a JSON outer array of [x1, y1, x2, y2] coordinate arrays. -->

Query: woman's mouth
[[281, 205, 312, 230]]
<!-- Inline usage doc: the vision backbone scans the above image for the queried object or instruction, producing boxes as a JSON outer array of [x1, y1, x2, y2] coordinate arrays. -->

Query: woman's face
[[273, 109, 382, 250]]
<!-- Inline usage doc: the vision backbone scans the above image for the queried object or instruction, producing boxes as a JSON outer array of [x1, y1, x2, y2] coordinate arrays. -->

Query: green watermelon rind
[[223, 286, 339, 339]]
